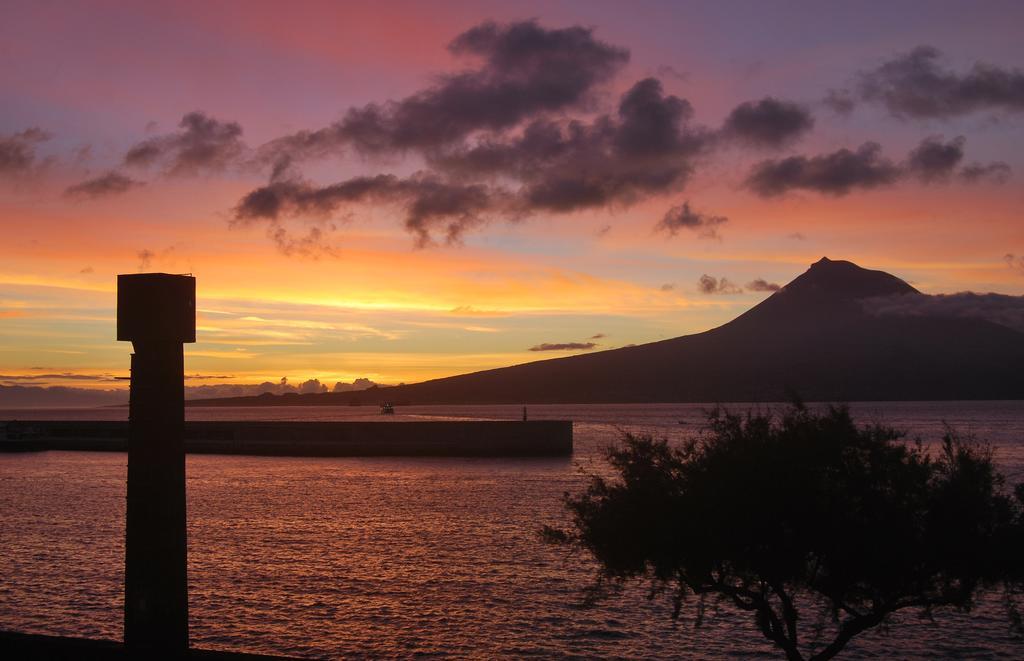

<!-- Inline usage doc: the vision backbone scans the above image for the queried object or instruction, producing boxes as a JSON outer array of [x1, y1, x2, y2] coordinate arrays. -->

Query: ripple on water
[[2, 402, 1024, 658]]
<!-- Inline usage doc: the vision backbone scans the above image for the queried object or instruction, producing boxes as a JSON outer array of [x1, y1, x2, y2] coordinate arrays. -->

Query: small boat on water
[[379, 402, 395, 415]]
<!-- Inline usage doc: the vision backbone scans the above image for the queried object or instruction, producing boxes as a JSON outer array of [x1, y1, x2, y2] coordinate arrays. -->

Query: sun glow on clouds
[[2, 5, 1024, 399], [3, 205, 1022, 389], [0, 255, 727, 387]]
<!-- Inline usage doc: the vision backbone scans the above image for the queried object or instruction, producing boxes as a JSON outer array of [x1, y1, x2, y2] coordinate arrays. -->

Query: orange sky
[[2, 2, 1023, 394]]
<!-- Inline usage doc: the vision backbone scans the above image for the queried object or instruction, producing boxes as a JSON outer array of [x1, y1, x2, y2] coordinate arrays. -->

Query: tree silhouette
[[544, 404, 1024, 659]]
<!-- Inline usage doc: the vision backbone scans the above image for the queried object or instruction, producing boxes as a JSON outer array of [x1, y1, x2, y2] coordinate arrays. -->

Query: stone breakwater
[[1, 419, 573, 457]]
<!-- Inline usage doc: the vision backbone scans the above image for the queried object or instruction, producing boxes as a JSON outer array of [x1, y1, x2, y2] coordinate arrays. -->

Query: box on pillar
[[117, 273, 196, 343]]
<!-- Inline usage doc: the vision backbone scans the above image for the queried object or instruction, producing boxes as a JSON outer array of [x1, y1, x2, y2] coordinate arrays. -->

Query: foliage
[[544, 403, 1024, 660]]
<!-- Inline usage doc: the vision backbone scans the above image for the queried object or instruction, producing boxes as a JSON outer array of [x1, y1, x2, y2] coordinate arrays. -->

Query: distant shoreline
[[182, 392, 1024, 407]]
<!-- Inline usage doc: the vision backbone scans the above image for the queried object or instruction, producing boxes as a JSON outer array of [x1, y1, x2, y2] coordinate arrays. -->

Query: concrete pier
[[1, 419, 574, 457]]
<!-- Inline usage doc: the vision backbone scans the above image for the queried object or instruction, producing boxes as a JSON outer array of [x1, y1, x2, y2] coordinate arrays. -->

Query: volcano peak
[[786, 257, 919, 299]]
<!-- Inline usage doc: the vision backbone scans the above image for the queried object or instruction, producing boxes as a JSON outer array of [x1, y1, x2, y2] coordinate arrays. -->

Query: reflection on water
[[2, 402, 1023, 658]]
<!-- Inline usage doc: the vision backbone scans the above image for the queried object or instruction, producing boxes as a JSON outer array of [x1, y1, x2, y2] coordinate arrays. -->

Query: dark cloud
[[697, 274, 742, 295], [135, 246, 177, 270], [863, 292, 1024, 334], [721, 97, 814, 147], [529, 342, 598, 352], [0, 127, 50, 175], [233, 173, 510, 248], [426, 118, 568, 181], [589, 333, 606, 339], [655, 65, 689, 82], [64, 171, 144, 198], [73, 144, 93, 164], [659, 283, 675, 292], [432, 78, 711, 213], [1006, 254, 1024, 275], [905, 135, 964, 182], [747, 134, 1007, 197], [960, 161, 1011, 184], [137, 249, 155, 270], [257, 20, 629, 168], [613, 77, 699, 158], [238, 77, 713, 246], [747, 278, 781, 292], [231, 28, 1016, 253], [296, 378, 328, 394], [333, 378, 378, 393], [822, 89, 856, 115], [858, 46, 1024, 119], [268, 225, 339, 258], [745, 142, 901, 197], [657, 201, 727, 239], [225, 22, 878, 251], [125, 112, 244, 175], [233, 178, 368, 220], [0, 372, 117, 382], [788, 232, 807, 241]]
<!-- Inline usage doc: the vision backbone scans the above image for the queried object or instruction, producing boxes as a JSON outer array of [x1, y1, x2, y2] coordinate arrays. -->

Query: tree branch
[[770, 580, 799, 647]]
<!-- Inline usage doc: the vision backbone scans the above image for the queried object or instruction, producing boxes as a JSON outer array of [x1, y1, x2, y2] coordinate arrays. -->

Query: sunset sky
[[2, 0, 1023, 398]]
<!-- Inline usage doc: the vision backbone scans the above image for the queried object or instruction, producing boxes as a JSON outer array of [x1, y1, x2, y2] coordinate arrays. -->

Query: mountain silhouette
[[191, 258, 1024, 405]]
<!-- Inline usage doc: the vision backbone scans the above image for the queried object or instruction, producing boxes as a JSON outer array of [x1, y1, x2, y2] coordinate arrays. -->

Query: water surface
[[2, 402, 1023, 658]]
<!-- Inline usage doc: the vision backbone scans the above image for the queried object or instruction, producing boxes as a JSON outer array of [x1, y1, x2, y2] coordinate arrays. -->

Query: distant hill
[[188, 258, 1024, 406]]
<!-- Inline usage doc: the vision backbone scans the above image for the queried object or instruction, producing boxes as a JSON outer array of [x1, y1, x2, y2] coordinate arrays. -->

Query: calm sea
[[2, 402, 1023, 658]]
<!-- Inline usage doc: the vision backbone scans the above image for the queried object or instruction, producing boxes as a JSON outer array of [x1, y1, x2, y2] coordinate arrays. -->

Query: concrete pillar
[[117, 273, 195, 653], [124, 343, 188, 650]]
